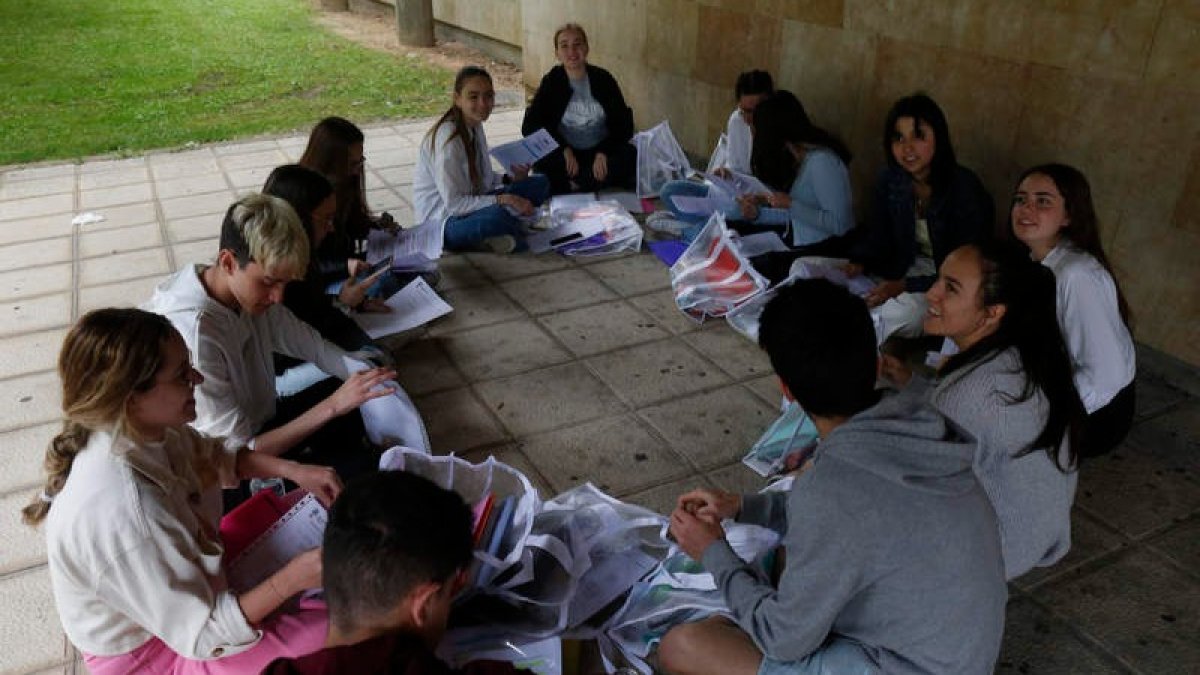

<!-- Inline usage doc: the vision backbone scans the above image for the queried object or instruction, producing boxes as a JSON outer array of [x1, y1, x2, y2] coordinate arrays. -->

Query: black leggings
[[535, 143, 636, 195], [1081, 381, 1136, 458]]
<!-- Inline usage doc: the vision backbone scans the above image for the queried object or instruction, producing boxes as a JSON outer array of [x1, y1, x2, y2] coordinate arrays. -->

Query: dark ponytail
[[941, 241, 1086, 470]]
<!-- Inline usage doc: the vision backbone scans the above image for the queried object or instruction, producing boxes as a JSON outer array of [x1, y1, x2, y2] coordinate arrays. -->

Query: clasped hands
[[669, 489, 741, 561]]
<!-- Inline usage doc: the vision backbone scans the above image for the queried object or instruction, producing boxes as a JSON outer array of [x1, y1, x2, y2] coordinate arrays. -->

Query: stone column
[[395, 0, 435, 47]]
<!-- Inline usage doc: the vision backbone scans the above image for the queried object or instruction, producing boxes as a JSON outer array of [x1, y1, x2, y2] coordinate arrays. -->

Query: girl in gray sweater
[[898, 241, 1086, 579]]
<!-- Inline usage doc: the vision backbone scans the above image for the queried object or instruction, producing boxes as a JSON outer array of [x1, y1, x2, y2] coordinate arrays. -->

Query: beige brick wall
[[442, 0, 1200, 365]]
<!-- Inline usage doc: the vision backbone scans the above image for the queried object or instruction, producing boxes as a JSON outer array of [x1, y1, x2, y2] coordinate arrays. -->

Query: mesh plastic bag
[[670, 212, 769, 321], [555, 201, 644, 257], [633, 120, 692, 198], [705, 133, 729, 175]]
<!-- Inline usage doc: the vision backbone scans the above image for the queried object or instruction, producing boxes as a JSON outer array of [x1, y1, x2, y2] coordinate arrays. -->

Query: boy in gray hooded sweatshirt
[[660, 279, 1006, 675]]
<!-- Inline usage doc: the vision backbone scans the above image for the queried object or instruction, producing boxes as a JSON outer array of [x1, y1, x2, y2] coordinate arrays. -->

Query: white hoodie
[[141, 265, 357, 450]]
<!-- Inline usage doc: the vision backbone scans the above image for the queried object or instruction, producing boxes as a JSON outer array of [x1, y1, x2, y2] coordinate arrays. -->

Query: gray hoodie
[[702, 387, 1007, 674]]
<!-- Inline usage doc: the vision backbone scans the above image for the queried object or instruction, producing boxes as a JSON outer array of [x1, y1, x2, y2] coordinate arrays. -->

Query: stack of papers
[[366, 219, 444, 272]]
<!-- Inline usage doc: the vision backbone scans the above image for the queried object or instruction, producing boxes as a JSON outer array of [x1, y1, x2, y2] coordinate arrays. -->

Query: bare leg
[[659, 616, 764, 675]]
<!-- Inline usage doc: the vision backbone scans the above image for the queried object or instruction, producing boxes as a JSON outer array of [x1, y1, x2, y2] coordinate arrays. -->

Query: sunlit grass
[[0, 0, 452, 165]]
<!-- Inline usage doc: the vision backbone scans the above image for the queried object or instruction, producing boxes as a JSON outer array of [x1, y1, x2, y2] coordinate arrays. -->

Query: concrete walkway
[[1, 110, 1198, 674]]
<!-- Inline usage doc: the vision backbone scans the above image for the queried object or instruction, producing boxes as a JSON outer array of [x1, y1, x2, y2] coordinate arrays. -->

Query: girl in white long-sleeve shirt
[[1007, 163, 1136, 457], [25, 308, 344, 673], [413, 66, 550, 254]]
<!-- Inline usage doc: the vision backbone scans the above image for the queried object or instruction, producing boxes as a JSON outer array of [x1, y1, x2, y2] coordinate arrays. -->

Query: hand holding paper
[[489, 128, 559, 173]]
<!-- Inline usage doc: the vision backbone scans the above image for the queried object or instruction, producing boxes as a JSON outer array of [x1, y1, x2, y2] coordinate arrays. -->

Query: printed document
[[227, 494, 326, 593], [490, 128, 559, 171], [354, 277, 453, 339]]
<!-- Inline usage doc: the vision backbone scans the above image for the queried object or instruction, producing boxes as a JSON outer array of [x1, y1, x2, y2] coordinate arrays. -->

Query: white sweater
[[412, 120, 504, 225]]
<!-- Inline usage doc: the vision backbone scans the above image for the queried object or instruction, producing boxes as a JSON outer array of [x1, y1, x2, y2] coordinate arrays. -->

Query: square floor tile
[[159, 191, 234, 221], [441, 318, 571, 382], [77, 156, 145, 174], [220, 148, 289, 171], [78, 166, 150, 191], [0, 370, 61, 433], [390, 337, 466, 397], [1015, 509, 1130, 591], [744, 375, 785, 407], [435, 255, 489, 291], [0, 193, 74, 222], [0, 489, 47, 574], [0, 293, 71, 338], [517, 414, 689, 495], [427, 286, 524, 336], [587, 339, 729, 407], [586, 253, 673, 296], [640, 385, 777, 470], [501, 268, 618, 315], [0, 422, 58, 494], [78, 222, 162, 258], [683, 325, 771, 379], [1147, 514, 1200, 573], [154, 173, 230, 200], [369, 145, 420, 168], [77, 201, 157, 231], [0, 213, 73, 247], [226, 166, 276, 190], [997, 596, 1128, 674], [1075, 444, 1200, 538], [79, 247, 169, 288], [0, 236, 72, 272], [0, 328, 65, 381], [79, 182, 152, 210], [538, 299, 669, 357], [465, 252, 571, 282], [474, 363, 626, 436], [165, 213, 222, 243], [1037, 550, 1200, 673], [628, 289, 706, 335], [621, 474, 714, 515], [412, 387, 507, 454], [0, 264, 71, 300], [367, 187, 409, 213], [0, 568, 68, 674], [3, 163, 74, 181], [0, 174, 74, 200], [1135, 372, 1191, 421], [78, 274, 167, 314], [376, 165, 414, 187], [149, 152, 220, 180], [707, 462, 768, 495], [1123, 401, 1200, 469], [171, 238, 219, 268]]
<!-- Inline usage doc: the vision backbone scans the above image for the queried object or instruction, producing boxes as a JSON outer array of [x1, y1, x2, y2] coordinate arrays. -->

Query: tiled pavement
[[1, 109, 1198, 674]]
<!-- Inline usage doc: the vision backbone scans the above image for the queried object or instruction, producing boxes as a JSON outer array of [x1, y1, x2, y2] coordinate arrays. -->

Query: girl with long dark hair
[[413, 66, 550, 253]]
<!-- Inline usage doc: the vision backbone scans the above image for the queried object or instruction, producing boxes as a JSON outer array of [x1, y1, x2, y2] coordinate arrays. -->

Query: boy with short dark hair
[[263, 470, 529, 674], [660, 279, 1007, 675]]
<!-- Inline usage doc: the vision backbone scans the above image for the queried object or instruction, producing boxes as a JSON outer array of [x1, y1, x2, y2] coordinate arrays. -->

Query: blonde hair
[[22, 309, 177, 526], [219, 193, 309, 277], [553, 23, 588, 49]]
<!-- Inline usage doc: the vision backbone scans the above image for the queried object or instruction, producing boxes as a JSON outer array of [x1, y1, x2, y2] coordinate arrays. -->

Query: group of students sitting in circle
[[21, 18, 1139, 675]]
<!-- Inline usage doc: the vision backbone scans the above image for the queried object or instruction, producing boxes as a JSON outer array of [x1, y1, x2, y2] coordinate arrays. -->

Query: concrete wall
[[422, 0, 1200, 366]]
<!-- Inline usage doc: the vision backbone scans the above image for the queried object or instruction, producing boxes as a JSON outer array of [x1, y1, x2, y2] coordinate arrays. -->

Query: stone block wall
[[425, 0, 1200, 365]]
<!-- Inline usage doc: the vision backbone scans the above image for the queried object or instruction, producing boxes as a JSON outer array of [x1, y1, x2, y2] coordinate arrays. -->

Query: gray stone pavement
[[1, 109, 1198, 674]]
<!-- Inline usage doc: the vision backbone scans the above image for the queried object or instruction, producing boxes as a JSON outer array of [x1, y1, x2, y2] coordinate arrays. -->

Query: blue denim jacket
[[852, 165, 994, 292]]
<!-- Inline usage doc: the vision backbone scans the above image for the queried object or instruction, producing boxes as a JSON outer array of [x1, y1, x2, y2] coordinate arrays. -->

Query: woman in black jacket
[[521, 23, 636, 194]]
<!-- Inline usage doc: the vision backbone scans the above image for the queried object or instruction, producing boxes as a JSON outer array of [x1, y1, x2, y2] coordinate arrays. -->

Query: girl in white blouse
[[413, 66, 550, 254], [25, 308, 343, 673], [1007, 163, 1136, 457]]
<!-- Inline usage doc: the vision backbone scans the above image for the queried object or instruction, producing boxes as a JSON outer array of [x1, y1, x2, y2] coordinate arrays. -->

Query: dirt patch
[[313, 5, 525, 95]]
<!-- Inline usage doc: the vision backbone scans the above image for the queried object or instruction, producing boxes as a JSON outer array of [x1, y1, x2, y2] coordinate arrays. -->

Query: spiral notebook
[[226, 493, 327, 593]]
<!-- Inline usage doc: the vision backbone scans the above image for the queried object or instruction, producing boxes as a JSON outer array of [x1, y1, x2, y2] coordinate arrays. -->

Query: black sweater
[[521, 64, 634, 156]]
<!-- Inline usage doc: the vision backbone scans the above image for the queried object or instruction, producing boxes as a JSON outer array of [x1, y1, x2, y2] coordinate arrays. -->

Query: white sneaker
[[646, 211, 690, 235], [483, 235, 518, 254]]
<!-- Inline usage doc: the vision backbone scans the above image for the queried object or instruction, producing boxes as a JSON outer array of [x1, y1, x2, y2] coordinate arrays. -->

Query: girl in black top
[[521, 23, 636, 194]]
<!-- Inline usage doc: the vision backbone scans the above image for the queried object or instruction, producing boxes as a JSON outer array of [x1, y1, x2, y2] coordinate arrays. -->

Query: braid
[[22, 421, 91, 526]]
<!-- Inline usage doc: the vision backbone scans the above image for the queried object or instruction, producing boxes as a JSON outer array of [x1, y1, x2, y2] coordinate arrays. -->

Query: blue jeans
[[758, 637, 878, 675], [325, 269, 405, 300], [443, 174, 551, 252]]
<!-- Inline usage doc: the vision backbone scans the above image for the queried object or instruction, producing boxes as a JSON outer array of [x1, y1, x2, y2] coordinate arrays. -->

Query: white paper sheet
[[354, 277, 453, 339], [732, 232, 790, 258], [366, 218, 444, 265], [226, 494, 326, 593], [489, 128, 559, 171]]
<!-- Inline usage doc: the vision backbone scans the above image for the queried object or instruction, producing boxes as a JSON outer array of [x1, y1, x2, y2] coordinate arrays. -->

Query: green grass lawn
[[0, 0, 453, 166]]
